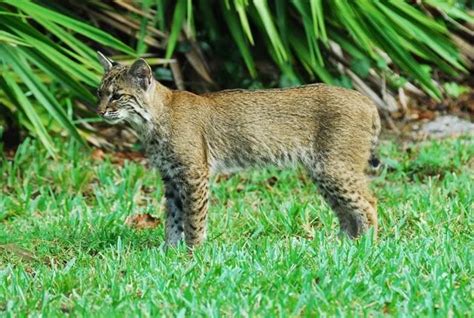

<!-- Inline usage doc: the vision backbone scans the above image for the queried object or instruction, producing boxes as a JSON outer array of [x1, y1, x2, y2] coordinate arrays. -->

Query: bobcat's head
[[96, 52, 154, 126]]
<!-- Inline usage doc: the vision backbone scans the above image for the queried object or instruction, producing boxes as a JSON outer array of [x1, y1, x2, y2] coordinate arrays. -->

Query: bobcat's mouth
[[102, 111, 124, 124]]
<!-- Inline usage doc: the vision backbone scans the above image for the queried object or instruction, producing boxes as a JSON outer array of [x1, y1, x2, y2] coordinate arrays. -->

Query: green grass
[[0, 136, 472, 316]]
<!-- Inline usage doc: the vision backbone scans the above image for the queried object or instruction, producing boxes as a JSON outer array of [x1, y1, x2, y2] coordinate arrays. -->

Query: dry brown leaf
[[214, 174, 231, 183], [110, 151, 145, 166], [5, 148, 16, 160], [125, 214, 161, 230], [114, 0, 154, 20], [170, 61, 185, 90], [418, 110, 436, 121], [91, 148, 105, 161], [236, 184, 245, 192], [266, 176, 278, 187], [0, 244, 38, 262]]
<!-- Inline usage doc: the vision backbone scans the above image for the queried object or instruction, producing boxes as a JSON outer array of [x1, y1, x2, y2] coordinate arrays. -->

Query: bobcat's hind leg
[[309, 164, 378, 238]]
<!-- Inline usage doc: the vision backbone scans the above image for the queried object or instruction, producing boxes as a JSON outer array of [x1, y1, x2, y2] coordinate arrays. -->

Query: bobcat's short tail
[[368, 110, 381, 171]]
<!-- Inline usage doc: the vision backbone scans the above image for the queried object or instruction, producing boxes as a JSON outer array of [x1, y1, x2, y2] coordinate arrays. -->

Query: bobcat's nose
[[96, 108, 106, 116]]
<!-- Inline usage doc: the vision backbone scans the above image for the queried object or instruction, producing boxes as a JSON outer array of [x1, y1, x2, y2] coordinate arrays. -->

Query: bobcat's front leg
[[163, 175, 185, 246], [181, 165, 209, 247]]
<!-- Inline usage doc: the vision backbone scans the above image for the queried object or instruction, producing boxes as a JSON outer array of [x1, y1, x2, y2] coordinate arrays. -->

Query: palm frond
[[0, 0, 471, 151]]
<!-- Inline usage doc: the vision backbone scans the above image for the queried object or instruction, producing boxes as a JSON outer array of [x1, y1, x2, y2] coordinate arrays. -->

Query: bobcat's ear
[[128, 58, 153, 90], [97, 51, 116, 72]]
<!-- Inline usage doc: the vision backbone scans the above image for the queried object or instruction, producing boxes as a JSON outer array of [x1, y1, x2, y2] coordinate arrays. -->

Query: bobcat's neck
[[133, 81, 172, 145]]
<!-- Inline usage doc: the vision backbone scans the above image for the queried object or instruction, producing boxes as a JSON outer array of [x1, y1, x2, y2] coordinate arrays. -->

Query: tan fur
[[96, 55, 381, 247]]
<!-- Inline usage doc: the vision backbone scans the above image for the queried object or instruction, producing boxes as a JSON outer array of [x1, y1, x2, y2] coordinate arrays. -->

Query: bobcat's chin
[[102, 111, 126, 124], [104, 118, 123, 124]]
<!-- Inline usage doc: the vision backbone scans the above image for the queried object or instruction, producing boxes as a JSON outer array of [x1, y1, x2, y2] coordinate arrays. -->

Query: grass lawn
[[0, 136, 472, 316]]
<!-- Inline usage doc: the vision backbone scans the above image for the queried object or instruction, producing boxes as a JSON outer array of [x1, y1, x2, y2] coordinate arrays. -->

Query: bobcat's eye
[[111, 93, 122, 101]]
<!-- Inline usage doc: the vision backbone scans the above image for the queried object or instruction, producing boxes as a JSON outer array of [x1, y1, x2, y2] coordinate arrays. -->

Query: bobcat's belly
[[209, 147, 307, 174]]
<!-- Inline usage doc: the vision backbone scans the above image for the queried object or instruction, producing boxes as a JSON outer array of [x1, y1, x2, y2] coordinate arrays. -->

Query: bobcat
[[96, 52, 381, 247]]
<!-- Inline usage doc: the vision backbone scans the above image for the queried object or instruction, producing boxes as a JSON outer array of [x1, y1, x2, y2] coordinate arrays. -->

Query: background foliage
[[0, 0, 472, 153]]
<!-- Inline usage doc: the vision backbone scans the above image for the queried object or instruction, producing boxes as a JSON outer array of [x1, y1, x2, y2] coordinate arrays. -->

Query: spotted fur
[[96, 53, 381, 247]]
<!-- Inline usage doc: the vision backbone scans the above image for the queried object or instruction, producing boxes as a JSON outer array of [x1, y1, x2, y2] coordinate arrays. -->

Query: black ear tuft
[[97, 51, 116, 72], [128, 58, 153, 90]]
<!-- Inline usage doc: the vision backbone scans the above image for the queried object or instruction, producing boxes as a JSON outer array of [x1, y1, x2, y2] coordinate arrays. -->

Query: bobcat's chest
[[144, 138, 180, 177]]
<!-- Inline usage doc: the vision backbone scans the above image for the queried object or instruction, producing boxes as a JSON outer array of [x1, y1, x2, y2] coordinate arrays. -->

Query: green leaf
[[165, 0, 186, 59], [5, 0, 135, 55], [198, 1, 220, 41], [0, 46, 85, 146], [0, 30, 29, 46], [253, 0, 287, 62], [21, 14, 99, 67], [351, 58, 371, 78], [358, 2, 442, 99], [220, 2, 257, 77], [234, 0, 254, 45], [275, 0, 289, 51], [310, 0, 327, 44], [379, 2, 465, 72], [137, 0, 153, 55], [292, 1, 324, 66], [22, 47, 95, 103], [14, 30, 100, 86], [329, 1, 376, 57], [186, 0, 195, 38], [389, 1, 448, 33], [424, 0, 474, 23], [289, 30, 334, 84], [154, 0, 166, 31], [1, 69, 56, 157]]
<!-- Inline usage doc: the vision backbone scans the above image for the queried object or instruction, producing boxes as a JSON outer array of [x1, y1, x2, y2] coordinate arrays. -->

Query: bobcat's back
[[195, 84, 380, 174]]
